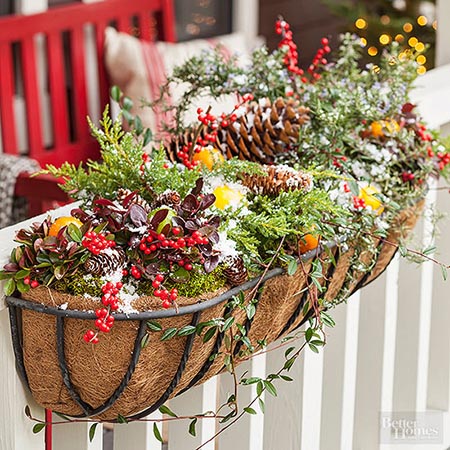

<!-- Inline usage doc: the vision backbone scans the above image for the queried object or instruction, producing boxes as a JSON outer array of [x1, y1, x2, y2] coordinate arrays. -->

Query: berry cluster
[[151, 274, 178, 308], [416, 124, 432, 142], [437, 151, 450, 171], [178, 95, 254, 170], [353, 196, 366, 210], [401, 171, 416, 183], [82, 231, 116, 255], [23, 276, 39, 288], [83, 281, 122, 344], [306, 37, 331, 81], [276, 18, 330, 83]]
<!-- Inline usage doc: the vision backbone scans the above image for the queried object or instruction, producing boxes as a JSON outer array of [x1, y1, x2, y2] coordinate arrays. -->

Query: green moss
[[137, 267, 227, 298], [52, 272, 104, 297]]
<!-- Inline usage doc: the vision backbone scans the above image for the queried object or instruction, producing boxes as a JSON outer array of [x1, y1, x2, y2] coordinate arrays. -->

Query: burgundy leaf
[[145, 263, 160, 276], [150, 208, 169, 229], [129, 204, 148, 227], [185, 220, 198, 231], [181, 194, 199, 213], [122, 190, 138, 207], [128, 235, 141, 248], [190, 178, 204, 197], [199, 193, 216, 210], [172, 216, 186, 229], [204, 255, 219, 273], [198, 225, 216, 237], [402, 102, 415, 114], [209, 231, 220, 245], [209, 216, 221, 228], [198, 243, 213, 256], [94, 198, 116, 207], [3, 263, 19, 272]]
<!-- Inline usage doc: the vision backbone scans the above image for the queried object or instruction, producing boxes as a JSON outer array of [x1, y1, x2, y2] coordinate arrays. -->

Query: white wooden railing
[[0, 64, 449, 450]]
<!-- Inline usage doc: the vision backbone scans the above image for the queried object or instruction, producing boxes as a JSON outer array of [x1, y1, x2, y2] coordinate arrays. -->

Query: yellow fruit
[[370, 119, 400, 138], [193, 146, 224, 170], [359, 185, 384, 214], [213, 185, 243, 210], [299, 233, 320, 254], [48, 216, 83, 237]]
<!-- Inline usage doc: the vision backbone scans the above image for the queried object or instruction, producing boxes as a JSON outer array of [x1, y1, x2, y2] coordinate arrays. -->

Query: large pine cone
[[223, 256, 248, 287], [240, 165, 313, 196], [167, 97, 309, 165], [84, 248, 127, 277]]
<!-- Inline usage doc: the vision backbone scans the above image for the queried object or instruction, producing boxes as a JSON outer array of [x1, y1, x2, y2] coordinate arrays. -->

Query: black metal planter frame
[[5, 240, 395, 421]]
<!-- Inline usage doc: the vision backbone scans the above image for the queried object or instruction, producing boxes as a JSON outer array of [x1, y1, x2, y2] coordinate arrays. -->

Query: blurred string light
[[355, 18, 367, 29], [352, 8, 434, 74], [416, 54, 426, 65], [403, 22, 413, 33], [417, 15, 427, 26]]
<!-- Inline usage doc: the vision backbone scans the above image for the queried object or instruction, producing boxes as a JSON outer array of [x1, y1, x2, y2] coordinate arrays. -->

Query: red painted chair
[[0, 0, 175, 218]]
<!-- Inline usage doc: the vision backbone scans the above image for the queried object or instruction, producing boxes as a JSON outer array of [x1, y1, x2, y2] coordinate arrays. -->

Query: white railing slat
[[381, 255, 400, 414], [301, 336, 324, 449], [113, 413, 162, 450], [167, 383, 209, 449], [416, 181, 438, 411], [353, 275, 387, 450], [263, 340, 304, 450], [53, 421, 103, 450], [249, 352, 266, 450]]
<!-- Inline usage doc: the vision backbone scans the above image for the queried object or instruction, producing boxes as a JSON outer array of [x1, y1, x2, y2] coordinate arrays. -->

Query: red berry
[[152, 280, 160, 289], [321, 37, 329, 46], [155, 274, 164, 282], [31, 280, 39, 288], [172, 227, 181, 236], [23, 276, 30, 285], [162, 300, 171, 309], [185, 263, 193, 271]]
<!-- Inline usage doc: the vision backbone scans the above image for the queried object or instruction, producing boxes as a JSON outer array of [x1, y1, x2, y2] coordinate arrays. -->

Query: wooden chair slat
[[95, 21, 110, 110], [0, 43, 18, 154], [139, 12, 154, 41], [21, 37, 44, 160], [69, 26, 90, 143], [47, 31, 70, 148]]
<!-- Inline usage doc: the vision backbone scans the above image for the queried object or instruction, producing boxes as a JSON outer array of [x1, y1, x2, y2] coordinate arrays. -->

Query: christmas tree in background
[[323, 0, 436, 72]]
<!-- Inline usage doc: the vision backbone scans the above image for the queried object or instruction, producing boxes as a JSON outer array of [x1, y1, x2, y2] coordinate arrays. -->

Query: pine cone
[[84, 248, 127, 276], [240, 165, 313, 196], [152, 190, 181, 209], [167, 98, 310, 165], [223, 256, 248, 286], [117, 188, 151, 212]]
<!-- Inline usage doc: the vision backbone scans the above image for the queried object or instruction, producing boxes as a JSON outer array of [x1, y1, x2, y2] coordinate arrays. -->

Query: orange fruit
[[213, 185, 243, 210], [299, 233, 320, 253], [370, 119, 400, 138], [48, 216, 83, 237], [359, 185, 384, 215], [193, 146, 224, 170]]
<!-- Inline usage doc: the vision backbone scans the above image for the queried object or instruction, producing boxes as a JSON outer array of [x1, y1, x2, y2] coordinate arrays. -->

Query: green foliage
[[42, 107, 201, 204]]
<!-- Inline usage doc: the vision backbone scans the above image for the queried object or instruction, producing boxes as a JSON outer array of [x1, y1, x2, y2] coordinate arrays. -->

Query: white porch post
[[436, 0, 450, 66]]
